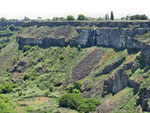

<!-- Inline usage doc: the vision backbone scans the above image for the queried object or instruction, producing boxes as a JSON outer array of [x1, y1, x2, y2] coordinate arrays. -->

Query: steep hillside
[[1, 23, 150, 113]]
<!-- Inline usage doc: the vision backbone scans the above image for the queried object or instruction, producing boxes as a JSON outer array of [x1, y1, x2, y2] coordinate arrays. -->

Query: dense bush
[[130, 14, 148, 20], [0, 38, 9, 50], [49, 84, 54, 92], [23, 45, 31, 52], [59, 93, 100, 113], [68, 81, 82, 93], [73, 81, 82, 90], [0, 83, 17, 94], [9, 24, 18, 31], [77, 14, 86, 20], [86, 85, 93, 91], [67, 15, 74, 21], [0, 95, 17, 113], [77, 45, 81, 51], [0, 43, 6, 50], [23, 73, 30, 80]]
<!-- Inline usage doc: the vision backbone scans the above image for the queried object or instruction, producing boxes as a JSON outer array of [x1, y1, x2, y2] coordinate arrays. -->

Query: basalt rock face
[[18, 28, 93, 49], [102, 61, 139, 96], [18, 27, 150, 49], [137, 88, 150, 112]]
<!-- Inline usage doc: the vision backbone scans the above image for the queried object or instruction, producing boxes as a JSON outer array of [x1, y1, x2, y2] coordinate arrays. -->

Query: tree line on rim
[[0, 11, 149, 22]]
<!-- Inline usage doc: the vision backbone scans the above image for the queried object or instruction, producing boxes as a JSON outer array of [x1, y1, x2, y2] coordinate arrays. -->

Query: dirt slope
[[72, 48, 104, 81]]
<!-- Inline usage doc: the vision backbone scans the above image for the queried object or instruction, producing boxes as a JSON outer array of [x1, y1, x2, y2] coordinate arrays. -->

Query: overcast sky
[[1, 0, 150, 19]]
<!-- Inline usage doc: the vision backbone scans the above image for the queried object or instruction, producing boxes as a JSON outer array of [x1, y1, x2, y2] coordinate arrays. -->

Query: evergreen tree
[[110, 11, 114, 20], [105, 14, 109, 20]]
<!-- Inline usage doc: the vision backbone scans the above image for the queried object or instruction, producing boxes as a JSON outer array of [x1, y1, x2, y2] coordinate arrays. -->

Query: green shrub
[[9, 24, 18, 31], [18, 91, 22, 96], [23, 73, 30, 80], [59, 55, 64, 61], [49, 84, 54, 92], [0, 43, 7, 50], [0, 83, 17, 94], [44, 91, 51, 97], [23, 45, 31, 52], [77, 45, 81, 51], [0, 95, 17, 113], [67, 15, 74, 21], [77, 14, 86, 20], [59, 93, 101, 113], [68, 82, 82, 93], [68, 86, 74, 93], [86, 85, 93, 91], [73, 81, 82, 90], [2, 43, 6, 48], [72, 89, 80, 94]]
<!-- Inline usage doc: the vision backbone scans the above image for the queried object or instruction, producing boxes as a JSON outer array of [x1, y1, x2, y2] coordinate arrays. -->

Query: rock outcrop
[[10, 57, 29, 82], [137, 88, 150, 112], [102, 61, 139, 96]]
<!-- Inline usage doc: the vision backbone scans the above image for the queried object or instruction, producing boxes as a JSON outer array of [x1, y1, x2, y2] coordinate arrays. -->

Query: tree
[[23, 16, 30, 21], [67, 15, 74, 21], [130, 14, 148, 20], [59, 93, 101, 113], [77, 14, 86, 20], [105, 14, 109, 20], [0, 17, 7, 22], [37, 17, 42, 20], [110, 11, 114, 20]]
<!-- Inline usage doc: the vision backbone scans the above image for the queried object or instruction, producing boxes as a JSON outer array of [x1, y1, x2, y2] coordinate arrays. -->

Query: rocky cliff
[[17, 24, 150, 60]]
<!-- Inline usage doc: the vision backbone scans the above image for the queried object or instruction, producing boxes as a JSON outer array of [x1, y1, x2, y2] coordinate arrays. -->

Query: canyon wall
[[17, 26, 150, 58]]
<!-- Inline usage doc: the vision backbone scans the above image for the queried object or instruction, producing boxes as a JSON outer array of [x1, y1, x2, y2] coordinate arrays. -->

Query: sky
[[0, 0, 150, 19]]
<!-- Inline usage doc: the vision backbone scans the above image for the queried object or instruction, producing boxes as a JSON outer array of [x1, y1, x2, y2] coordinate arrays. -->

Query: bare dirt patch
[[72, 48, 104, 81]]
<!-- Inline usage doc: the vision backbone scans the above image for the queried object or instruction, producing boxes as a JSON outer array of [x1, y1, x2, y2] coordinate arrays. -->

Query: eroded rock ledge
[[102, 61, 140, 97]]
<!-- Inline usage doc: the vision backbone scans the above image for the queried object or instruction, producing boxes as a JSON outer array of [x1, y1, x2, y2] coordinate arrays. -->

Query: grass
[[111, 88, 137, 113], [19, 26, 78, 41], [92, 49, 128, 77], [136, 32, 150, 44]]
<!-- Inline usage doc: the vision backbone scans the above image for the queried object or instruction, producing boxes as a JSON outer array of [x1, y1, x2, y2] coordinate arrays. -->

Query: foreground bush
[[59, 93, 100, 113], [0, 95, 17, 113]]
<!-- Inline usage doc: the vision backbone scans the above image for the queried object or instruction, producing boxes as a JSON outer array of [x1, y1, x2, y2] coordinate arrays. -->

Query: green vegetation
[[0, 95, 17, 113], [1, 24, 150, 113], [136, 32, 150, 43], [23, 45, 31, 52], [110, 11, 114, 20], [59, 93, 101, 113], [68, 81, 82, 93], [23, 73, 30, 80], [0, 81, 17, 94], [9, 24, 19, 31], [130, 14, 148, 20], [19, 26, 78, 40], [67, 15, 75, 21], [23, 16, 30, 21], [77, 14, 86, 20]]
